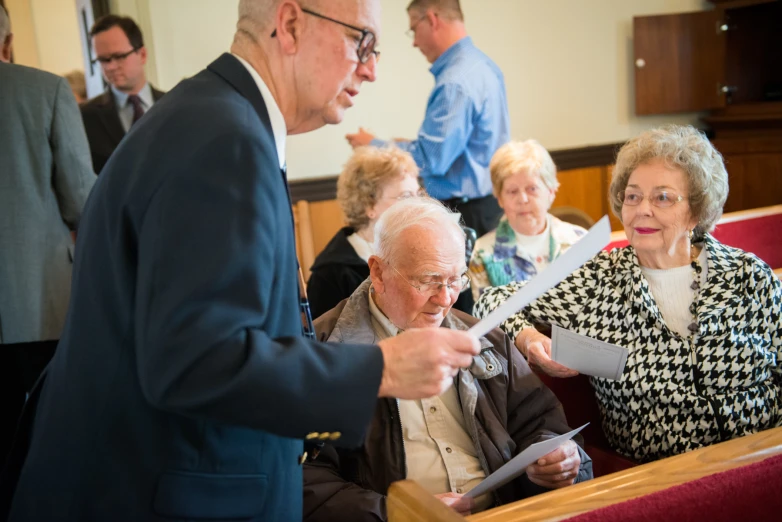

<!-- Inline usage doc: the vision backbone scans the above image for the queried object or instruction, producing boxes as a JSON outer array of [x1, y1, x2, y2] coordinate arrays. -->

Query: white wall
[[29, 0, 83, 73], [6, 0, 83, 73], [131, 0, 710, 180]]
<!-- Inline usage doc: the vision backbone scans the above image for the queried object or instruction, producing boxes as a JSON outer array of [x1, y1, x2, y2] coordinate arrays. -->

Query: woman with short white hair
[[475, 125, 782, 463], [468, 139, 586, 301]]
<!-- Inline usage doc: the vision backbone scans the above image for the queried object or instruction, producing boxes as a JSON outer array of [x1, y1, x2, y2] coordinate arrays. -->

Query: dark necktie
[[127, 94, 145, 126]]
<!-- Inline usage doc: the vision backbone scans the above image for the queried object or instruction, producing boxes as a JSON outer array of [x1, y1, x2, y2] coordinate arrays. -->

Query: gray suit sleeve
[[51, 77, 96, 229]]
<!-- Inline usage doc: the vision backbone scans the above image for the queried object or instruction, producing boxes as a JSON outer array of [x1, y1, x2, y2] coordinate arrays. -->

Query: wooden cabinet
[[633, 0, 782, 212], [634, 0, 781, 115], [633, 10, 726, 115]]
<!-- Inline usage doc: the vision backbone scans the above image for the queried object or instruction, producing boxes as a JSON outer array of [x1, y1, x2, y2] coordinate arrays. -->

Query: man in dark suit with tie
[[2, 1, 480, 521], [80, 14, 165, 173]]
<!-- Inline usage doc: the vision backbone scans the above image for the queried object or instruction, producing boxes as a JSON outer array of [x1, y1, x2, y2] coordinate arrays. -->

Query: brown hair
[[407, 0, 464, 21], [90, 15, 144, 49]]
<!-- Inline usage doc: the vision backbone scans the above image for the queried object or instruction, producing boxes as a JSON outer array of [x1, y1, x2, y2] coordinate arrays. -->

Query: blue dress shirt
[[374, 37, 510, 201]]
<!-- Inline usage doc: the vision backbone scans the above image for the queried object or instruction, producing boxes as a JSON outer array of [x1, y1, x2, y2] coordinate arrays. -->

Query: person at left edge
[[3, 1, 481, 522]]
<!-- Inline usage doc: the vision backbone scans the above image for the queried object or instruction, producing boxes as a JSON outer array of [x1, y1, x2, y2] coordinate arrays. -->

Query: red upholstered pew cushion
[[565, 453, 782, 522], [711, 211, 782, 269]]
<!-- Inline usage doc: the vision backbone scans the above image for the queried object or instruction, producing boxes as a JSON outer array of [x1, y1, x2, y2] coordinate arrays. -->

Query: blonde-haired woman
[[307, 146, 422, 318], [469, 140, 586, 301]]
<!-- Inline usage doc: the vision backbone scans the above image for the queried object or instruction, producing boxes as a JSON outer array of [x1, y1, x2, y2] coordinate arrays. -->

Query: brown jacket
[[303, 282, 593, 522]]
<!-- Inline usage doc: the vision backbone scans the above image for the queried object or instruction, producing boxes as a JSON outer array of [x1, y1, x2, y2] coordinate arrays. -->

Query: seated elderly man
[[303, 197, 592, 521]]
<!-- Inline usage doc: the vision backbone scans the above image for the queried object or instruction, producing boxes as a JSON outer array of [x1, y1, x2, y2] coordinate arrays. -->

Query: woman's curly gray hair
[[337, 146, 420, 230], [609, 125, 729, 237]]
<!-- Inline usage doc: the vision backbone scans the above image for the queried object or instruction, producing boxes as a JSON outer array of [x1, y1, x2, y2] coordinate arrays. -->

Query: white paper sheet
[[551, 325, 629, 380], [468, 216, 611, 338], [465, 424, 588, 498]]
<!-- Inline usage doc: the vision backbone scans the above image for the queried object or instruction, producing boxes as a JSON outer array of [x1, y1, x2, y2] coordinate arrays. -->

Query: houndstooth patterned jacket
[[474, 235, 782, 463]]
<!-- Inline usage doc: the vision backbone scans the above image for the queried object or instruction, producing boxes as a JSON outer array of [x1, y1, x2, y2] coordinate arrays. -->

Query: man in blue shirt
[[346, 0, 510, 238]]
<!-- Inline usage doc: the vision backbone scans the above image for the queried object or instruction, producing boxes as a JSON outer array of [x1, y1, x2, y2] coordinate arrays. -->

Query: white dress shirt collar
[[231, 53, 287, 170], [111, 82, 153, 110]]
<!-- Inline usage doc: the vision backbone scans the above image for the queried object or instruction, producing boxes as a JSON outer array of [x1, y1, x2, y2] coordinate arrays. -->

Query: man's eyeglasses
[[390, 264, 470, 297], [405, 17, 425, 39], [619, 189, 686, 209], [92, 47, 141, 66], [271, 8, 380, 64]]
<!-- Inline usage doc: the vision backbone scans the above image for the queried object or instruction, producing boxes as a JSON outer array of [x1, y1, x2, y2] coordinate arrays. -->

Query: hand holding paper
[[551, 326, 628, 380], [465, 424, 588, 498], [526, 439, 582, 489], [518, 328, 579, 378]]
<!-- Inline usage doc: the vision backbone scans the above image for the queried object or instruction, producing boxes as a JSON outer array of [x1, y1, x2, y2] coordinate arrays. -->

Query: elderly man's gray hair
[[374, 196, 465, 264], [0, 5, 11, 45]]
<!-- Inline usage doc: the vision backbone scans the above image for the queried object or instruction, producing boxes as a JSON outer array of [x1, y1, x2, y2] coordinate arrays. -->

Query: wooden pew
[[386, 426, 782, 522]]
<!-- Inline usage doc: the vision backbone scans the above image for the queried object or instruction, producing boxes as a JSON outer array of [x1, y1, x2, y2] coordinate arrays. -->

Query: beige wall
[[30, 0, 83, 74], [99, 1, 713, 180], [5, 0, 40, 67], [7, 0, 83, 74]]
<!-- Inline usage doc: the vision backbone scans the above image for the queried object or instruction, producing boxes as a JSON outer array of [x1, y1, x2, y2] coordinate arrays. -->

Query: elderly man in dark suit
[[80, 14, 165, 173], [2, 1, 480, 521], [0, 6, 96, 466]]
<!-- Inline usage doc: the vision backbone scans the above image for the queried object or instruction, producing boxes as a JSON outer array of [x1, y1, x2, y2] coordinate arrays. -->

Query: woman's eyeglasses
[[619, 189, 685, 208]]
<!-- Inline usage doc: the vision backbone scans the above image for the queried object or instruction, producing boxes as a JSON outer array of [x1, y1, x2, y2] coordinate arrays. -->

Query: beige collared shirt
[[367, 291, 492, 510]]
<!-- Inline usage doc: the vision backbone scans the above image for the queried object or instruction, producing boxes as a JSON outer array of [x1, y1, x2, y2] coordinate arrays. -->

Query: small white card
[[551, 325, 628, 380], [464, 424, 588, 499]]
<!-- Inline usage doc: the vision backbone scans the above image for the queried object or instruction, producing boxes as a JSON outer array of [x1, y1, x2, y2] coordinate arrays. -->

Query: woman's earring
[[688, 229, 694, 243]]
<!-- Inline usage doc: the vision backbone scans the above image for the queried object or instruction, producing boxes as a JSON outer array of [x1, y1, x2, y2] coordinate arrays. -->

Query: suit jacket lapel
[[96, 91, 126, 146], [207, 53, 274, 145]]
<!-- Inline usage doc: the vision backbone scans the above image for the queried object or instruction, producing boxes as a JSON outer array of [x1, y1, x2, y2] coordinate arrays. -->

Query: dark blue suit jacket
[[6, 54, 384, 522]]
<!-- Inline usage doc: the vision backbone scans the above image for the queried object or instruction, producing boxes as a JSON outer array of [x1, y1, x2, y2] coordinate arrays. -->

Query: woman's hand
[[516, 328, 579, 378]]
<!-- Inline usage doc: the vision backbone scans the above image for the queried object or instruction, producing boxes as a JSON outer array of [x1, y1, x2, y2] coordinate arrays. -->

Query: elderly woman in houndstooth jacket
[[474, 125, 782, 464]]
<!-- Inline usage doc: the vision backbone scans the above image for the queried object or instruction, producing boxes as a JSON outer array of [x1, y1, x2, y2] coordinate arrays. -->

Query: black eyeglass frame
[[271, 7, 380, 64], [92, 47, 142, 66]]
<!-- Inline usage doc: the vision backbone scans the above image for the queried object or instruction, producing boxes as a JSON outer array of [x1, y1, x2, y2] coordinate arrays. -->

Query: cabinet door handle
[[718, 84, 737, 95]]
